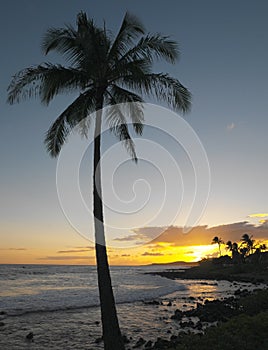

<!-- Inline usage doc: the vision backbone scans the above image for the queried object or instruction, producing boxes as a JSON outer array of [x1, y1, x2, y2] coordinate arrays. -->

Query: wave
[[0, 266, 186, 317]]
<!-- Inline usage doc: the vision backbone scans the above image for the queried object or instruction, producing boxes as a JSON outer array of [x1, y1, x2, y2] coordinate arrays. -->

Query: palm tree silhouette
[[212, 236, 224, 257], [226, 240, 240, 261], [7, 12, 191, 349], [241, 233, 255, 255]]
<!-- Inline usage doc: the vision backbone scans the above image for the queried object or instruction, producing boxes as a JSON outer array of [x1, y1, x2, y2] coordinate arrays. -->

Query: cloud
[[9, 248, 27, 251], [249, 213, 268, 218], [141, 252, 164, 256], [37, 256, 94, 261], [0, 248, 27, 251], [113, 226, 168, 243], [113, 234, 141, 242], [227, 122, 235, 130], [123, 222, 268, 248], [57, 248, 94, 253]]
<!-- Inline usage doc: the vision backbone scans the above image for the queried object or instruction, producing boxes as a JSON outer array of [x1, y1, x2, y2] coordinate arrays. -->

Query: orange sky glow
[[1, 221, 267, 265]]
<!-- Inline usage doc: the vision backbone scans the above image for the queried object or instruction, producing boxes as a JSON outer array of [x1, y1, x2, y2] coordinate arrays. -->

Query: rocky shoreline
[[126, 286, 268, 349], [127, 265, 268, 350]]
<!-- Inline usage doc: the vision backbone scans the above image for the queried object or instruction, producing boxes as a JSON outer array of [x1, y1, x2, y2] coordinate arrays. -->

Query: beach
[[0, 264, 267, 349]]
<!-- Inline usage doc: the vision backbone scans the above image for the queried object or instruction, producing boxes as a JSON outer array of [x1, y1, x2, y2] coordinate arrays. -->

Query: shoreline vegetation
[[141, 257, 268, 349]]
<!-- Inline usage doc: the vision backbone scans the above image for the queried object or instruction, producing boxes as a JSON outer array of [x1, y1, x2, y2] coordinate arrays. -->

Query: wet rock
[[234, 289, 249, 297], [144, 300, 161, 305], [26, 332, 34, 341], [154, 337, 171, 349], [180, 320, 194, 328], [94, 337, 103, 343], [122, 335, 130, 344], [144, 340, 153, 348], [170, 334, 178, 341], [194, 321, 203, 330], [171, 309, 184, 320], [133, 337, 146, 348]]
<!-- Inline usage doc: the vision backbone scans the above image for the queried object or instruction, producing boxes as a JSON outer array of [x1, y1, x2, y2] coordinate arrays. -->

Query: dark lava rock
[[180, 320, 194, 328], [133, 337, 146, 348], [144, 300, 161, 305], [0, 322, 5, 327], [26, 332, 34, 340], [234, 289, 249, 297], [144, 340, 153, 348], [154, 337, 171, 349], [171, 309, 184, 320], [185, 298, 239, 322], [122, 335, 130, 344], [195, 321, 203, 330], [94, 337, 103, 343], [170, 334, 178, 341]]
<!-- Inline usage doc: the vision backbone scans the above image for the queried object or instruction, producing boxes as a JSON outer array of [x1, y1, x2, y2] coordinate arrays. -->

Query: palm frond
[[120, 73, 191, 113], [7, 63, 87, 105], [105, 98, 138, 162], [45, 89, 96, 157], [109, 58, 151, 82], [108, 12, 145, 60], [109, 85, 144, 134], [43, 13, 110, 71], [119, 34, 179, 64]]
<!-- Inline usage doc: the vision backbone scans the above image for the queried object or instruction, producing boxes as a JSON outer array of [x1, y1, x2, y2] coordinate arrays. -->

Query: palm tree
[[226, 240, 240, 261], [212, 236, 224, 257], [7, 12, 191, 350], [259, 243, 267, 252], [241, 233, 255, 255]]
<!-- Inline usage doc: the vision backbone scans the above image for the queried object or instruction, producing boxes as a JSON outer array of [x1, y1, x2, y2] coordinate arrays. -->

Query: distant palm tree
[[241, 233, 255, 255], [7, 12, 191, 349], [259, 243, 267, 252], [212, 236, 224, 257], [226, 241, 240, 261]]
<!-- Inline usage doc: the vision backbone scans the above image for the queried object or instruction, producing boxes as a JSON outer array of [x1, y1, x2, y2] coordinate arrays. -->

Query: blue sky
[[1, 0, 268, 261]]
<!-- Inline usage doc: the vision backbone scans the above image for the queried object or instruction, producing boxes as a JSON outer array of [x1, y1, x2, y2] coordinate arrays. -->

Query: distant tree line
[[211, 234, 267, 264]]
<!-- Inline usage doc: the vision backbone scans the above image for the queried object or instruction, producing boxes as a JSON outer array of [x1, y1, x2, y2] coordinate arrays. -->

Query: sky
[[1, 0, 268, 265]]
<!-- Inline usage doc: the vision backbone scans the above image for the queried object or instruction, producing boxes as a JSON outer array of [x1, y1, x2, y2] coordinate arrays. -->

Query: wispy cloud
[[37, 256, 94, 261], [0, 248, 27, 251], [116, 222, 268, 248], [248, 213, 268, 218], [141, 252, 164, 256], [113, 227, 168, 243], [57, 248, 94, 253]]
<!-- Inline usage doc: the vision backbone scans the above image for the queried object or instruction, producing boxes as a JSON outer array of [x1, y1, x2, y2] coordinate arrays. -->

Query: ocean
[[0, 264, 256, 349]]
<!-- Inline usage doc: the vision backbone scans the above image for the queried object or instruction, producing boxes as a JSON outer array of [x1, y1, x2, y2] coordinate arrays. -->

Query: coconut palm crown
[[7, 12, 190, 159], [7, 12, 191, 350]]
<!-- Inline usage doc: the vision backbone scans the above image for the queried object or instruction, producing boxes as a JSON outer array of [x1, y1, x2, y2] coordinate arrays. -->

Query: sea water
[[0, 264, 257, 349]]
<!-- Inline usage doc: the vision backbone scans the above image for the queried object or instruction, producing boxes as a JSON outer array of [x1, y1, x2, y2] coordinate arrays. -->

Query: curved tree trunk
[[93, 96, 125, 350]]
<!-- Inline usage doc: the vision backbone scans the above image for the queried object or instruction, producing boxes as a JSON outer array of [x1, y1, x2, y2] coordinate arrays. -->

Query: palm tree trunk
[[218, 244, 221, 257], [93, 95, 125, 350]]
